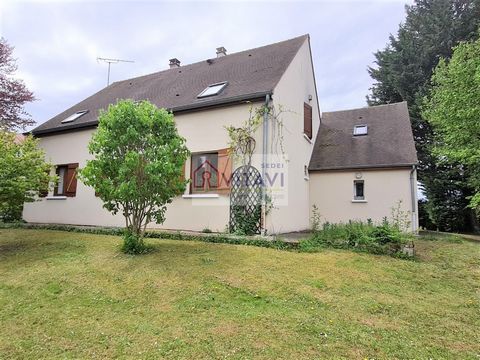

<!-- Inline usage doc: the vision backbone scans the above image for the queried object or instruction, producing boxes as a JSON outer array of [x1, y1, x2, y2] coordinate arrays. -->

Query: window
[[189, 149, 232, 193], [54, 163, 78, 197], [304, 103, 313, 139], [191, 153, 219, 192], [197, 82, 228, 98], [353, 180, 365, 200], [61, 110, 89, 124], [54, 166, 67, 195], [353, 124, 368, 136]]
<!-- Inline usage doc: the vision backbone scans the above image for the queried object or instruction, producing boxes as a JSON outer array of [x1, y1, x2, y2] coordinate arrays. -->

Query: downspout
[[410, 165, 418, 233], [262, 94, 271, 235]]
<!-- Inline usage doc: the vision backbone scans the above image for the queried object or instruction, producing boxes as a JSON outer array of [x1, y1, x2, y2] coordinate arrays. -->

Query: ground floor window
[[354, 180, 364, 200], [191, 152, 219, 192], [53, 163, 78, 197]]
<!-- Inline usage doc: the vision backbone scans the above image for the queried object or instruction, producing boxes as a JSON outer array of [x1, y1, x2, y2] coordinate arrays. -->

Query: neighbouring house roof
[[309, 102, 417, 171], [32, 35, 309, 136], [14, 134, 26, 144]]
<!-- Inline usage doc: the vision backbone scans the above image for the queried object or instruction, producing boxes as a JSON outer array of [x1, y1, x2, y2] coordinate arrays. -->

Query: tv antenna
[[97, 57, 134, 86]]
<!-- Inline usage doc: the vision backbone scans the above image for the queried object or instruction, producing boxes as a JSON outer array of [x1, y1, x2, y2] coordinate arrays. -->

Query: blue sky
[[0, 0, 410, 129]]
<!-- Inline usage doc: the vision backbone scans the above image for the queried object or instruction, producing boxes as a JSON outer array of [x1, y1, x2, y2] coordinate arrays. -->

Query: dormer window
[[197, 82, 228, 98], [353, 124, 368, 136], [61, 110, 89, 124]]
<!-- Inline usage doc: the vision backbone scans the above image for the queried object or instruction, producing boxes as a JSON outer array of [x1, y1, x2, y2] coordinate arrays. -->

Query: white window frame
[[353, 124, 368, 136], [353, 180, 365, 201], [197, 82, 228, 98], [61, 110, 89, 124]]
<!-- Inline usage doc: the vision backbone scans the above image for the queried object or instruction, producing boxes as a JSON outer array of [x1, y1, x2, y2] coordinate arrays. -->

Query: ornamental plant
[[0, 132, 53, 221], [80, 100, 189, 254]]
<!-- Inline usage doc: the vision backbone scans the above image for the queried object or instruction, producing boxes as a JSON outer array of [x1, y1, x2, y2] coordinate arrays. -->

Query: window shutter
[[304, 103, 313, 139], [217, 148, 232, 191], [65, 163, 79, 197]]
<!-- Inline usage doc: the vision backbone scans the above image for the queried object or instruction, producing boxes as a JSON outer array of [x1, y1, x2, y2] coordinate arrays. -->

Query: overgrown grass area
[[299, 220, 412, 257], [0, 229, 479, 358]]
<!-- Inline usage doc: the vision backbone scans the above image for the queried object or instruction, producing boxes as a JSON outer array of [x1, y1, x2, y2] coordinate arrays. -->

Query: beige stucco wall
[[309, 168, 419, 232], [266, 36, 321, 233], [23, 103, 264, 232]]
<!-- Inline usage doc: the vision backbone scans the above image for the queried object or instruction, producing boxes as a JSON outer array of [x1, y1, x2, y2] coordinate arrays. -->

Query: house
[[23, 35, 418, 233], [309, 102, 418, 232]]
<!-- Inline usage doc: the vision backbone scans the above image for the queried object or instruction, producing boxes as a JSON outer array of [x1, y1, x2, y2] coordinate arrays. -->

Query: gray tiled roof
[[309, 102, 417, 171], [32, 35, 308, 135]]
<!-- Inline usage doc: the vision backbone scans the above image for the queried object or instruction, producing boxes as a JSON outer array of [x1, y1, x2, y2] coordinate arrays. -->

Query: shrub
[[299, 220, 409, 256], [0, 222, 295, 251], [121, 230, 151, 254]]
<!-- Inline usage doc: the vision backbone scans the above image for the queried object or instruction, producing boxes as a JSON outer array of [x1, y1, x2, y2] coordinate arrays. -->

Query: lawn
[[0, 229, 479, 359]]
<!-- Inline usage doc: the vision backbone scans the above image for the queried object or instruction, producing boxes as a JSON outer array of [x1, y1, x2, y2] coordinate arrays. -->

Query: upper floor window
[[353, 124, 368, 136], [304, 103, 312, 139], [61, 110, 89, 124], [197, 82, 228, 98]]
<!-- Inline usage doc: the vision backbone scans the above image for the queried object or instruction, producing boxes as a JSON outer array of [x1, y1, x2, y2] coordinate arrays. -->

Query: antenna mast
[[97, 57, 134, 86]]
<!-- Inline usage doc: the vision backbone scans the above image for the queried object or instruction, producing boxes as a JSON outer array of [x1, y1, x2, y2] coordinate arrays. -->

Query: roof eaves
[[309, 162, 418, 172]]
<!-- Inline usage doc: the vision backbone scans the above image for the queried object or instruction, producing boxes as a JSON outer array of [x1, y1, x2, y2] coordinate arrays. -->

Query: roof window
[[353, 124, 368, 136], [61, 110, 89, 124], [197, 82, 228, 98]]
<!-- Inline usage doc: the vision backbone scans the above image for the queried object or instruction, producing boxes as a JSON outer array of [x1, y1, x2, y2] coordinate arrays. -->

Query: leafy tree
[[423, 37, 480, 217], [80, 100, 189, 254], [367, 0, 480, 231], [0, 38, 35, 131], [0, 132, 53, 221]]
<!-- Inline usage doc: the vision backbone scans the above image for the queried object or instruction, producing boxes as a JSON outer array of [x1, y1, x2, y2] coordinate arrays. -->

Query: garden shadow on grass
[[0, 231, 87, 264]]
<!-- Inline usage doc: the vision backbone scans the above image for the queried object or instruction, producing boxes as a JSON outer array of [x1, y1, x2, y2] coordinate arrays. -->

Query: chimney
[[169, 58, 180, 68], [216, 47, 227, 58]]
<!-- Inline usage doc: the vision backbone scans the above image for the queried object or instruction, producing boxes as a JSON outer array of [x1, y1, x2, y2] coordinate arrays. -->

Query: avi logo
[[192, 159, 219, 191], [191, 151, 232, 192]]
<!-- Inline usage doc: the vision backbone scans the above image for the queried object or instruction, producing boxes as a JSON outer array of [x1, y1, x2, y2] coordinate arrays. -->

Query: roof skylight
[[353, 124, 368, 136], [61, 110, 89, 124], [197, 82, 228, 98]]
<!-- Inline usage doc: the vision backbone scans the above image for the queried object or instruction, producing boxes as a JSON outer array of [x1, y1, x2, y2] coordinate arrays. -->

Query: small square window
[[354, 180, 365, 200], [61, 110, 89, 124], [197, 82, 228, 98], [353, 125, 368, 136]]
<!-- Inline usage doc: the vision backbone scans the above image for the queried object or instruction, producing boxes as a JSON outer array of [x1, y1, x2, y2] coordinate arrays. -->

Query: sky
[[0, 0, 411, 130]]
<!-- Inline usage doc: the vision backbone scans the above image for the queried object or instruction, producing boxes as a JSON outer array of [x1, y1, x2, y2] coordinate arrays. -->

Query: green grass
[[0, 229, 479, 359]]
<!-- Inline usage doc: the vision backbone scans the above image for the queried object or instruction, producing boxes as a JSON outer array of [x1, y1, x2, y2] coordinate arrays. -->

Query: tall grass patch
[[300, 219, 412, 256]]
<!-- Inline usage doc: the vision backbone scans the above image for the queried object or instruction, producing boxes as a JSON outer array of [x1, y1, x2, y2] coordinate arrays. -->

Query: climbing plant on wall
[[225, 104, 288, 235]]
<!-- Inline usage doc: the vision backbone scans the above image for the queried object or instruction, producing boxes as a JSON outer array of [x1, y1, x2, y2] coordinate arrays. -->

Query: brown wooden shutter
[[217, 148, 232, 191], [65, 163, 79, 197], [304, 102, 313, 139]]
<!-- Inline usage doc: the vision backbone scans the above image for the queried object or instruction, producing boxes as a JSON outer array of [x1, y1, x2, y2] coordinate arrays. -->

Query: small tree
[[80, 100, 189, 253], [423, 36, 480, 213], [0, 132, 53, 221]]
